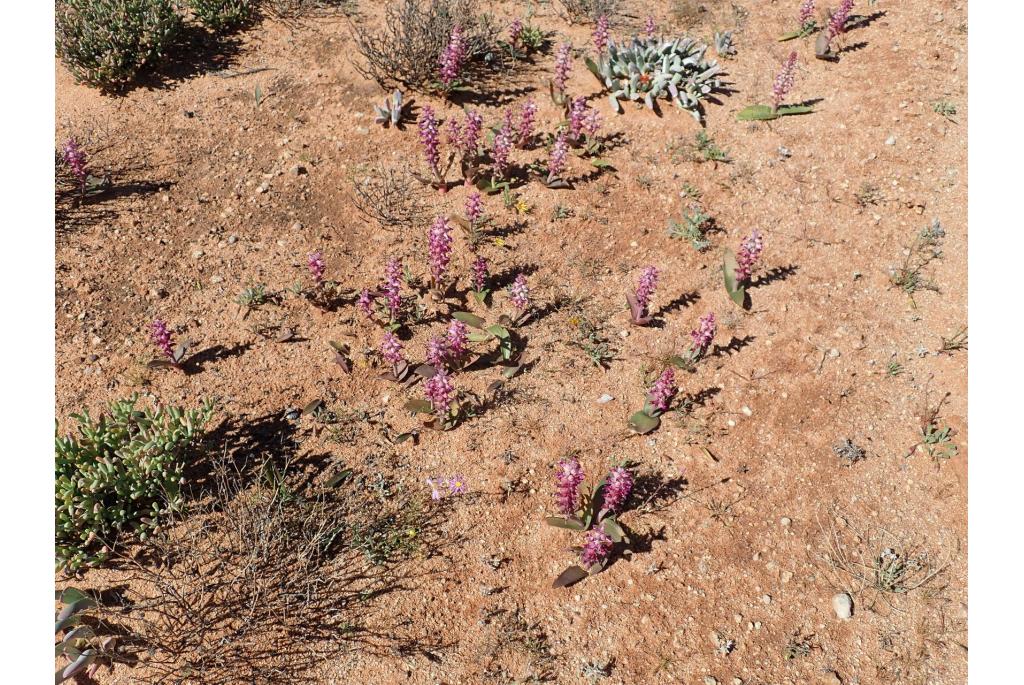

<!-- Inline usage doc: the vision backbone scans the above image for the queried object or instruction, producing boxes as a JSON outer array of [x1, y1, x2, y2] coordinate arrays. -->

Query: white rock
[[832, 592, 853, 619], [597, 394, 614, 404]]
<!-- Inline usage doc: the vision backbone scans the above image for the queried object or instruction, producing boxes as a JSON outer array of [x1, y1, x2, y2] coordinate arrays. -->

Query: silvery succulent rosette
[[585, 36, 724, 120]]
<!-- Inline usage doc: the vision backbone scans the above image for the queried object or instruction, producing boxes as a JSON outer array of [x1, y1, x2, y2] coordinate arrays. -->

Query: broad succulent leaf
[[628, 410, 661, 434], [723, 249, 746, 305], [552, 565, 589, 588], [545, 516, 587, 531], [453, 311, 486, 328]]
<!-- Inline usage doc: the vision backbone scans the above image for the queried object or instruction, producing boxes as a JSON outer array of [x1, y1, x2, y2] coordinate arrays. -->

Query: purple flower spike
[[150, 319, 174, 361], [357, 288, 373, 317], [492, 121, 512, 179], [446, 319, 469, 361], [648, 368, 677, 413], [771, 52, 798, 111], [472, 256, 488, 292], [509, 18, 524, 46], [689, 312, 717, 360], [381, 331, 404, 365], [516, 98, 537, 148], [828, 0, 855, 39], [424, 367, 455, 415], [461, 110, 483, 155], [798, 0, 816, 25], [509, 273, 530, 311], [635, 265, 659, 315], [735, 230, 764, 282], [426, 335, 449, 368], [580, 528, 613, 568], [547, 131, 569, 182], [307, 251, 325, 285], [62, 138, 88, 187], [593, 15, 610, 54], [439, 25, 468, 88], [418, 106, 442, 180], [382, 256, 403, 320], [644, 15, 656, 38], [554, 457, 585, 516], [553, 42, 573, 94], [428, 216, 454, 285], [602, 466, 634, 513], [465, 191, 484, 226], [568, 97, 588, 142]]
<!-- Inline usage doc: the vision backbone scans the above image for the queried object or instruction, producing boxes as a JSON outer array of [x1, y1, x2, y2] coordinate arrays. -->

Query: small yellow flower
[[514, 199, 531, 215], [493, 237, 506, 248]]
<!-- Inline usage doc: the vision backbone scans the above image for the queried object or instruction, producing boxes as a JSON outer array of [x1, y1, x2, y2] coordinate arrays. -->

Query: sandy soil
[[56, 1, 967, 683]]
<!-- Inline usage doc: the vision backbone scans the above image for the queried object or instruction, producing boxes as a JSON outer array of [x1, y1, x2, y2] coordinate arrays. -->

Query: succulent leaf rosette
[[585, 35, 723, 120]]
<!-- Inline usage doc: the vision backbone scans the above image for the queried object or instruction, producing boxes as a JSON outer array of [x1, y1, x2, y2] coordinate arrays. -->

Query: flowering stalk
[[509, 18, 524, 48], [735, 230, 764, 283], [465, 191, 484, 237], [418, 106, 447, 189], [450, 109, 483, 183], [580, 528, 613, 568], [648, 368, 677, 414], [62, 138, 88, 191], [552, 42, 573, 103], [602, 466, 634, 514], [592, 15, 610, 55], [644, 16, 656, 39], [798, 0, 816, 27], [554, 457, 585, 516], [307, 251, 325, 286], [426, 335, 449, 368], [634, 266, 658, 318], [428, 216, 454, 288], [491, 121, 512, 180], [471, 256, 489, 298], [446, 319, 469, 362], [568, 97, 589, 144], [828, 0, 855, 39], [423, 367, 456, 416], [546, 132, 569, 184], [515, 98, 537, 148], [771, 52, 798, 112], [689, 312, 717, 361], [383, 256, 403, 322], [357, 289, 373, 318], [151, 319, 175, 363], [438, 25, 468, 92], [509, 273, 530, 313], [380, 331, 405, 366]]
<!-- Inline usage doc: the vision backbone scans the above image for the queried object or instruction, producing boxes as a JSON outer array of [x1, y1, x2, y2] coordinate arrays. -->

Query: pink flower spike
[[383, 256, 403, 321], [446, 319, 469, 361], [602, 466, 634, 513], [62, 138, 88, 187], [689, 312, 717, 360], [428, 216, 454, 285], [828, 0, 855, 39], [423, 367, 456, 415], [509, 18, 524, 46], [516, 98, 537, 148], [380, 331, 404, 365], [492, 122, 512, 179], [554, 457, 585, 516], [593, 15, 610, 54], [581, 528, 613, 568], [771, 52, 798, 111], [465, 191, 484, 226], [509, 274, 530, 312], [357, 289, 373, 318], [418, 106, 442, 181], [634, 265, 659, 315], [307, 251, 325, 285], [648, 368, 677, 413], [472, 256, 489, 292], [426, 335, 449, 368], [150, 319, 174, 361], [798, 0, 816, 26], [644, 15, 656, 38], [439, 25, 468, 88], [553, 42, 573, 94], [547, 131, 569, 182], [735, 230, 764, 282]]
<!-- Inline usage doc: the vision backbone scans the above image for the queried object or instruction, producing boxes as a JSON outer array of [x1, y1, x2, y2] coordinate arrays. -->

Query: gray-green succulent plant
[[585, 36, 723, 120]]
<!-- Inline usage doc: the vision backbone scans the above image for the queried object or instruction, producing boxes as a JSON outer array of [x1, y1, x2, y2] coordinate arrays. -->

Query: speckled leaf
[[404, 399, 434, 414], [545, 516, 586, 531], [628, 410, 661, 434], [453, 311, 486, 329], [302, 399, 323, 415], [723, 249, 746, 305], [602, 517, 626, 543]]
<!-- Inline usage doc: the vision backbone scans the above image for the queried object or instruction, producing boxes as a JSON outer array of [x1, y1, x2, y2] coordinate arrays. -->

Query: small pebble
[[597, 394, 614, 404], [704, 677, 718, 685], [885, 135, 896, 145], [832, 592, 854, 619], [780, 517, 792, 527]]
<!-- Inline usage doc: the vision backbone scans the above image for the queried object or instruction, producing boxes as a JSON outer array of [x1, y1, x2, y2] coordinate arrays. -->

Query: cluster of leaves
[[667, 205, 713, 251], [55, 588, 118, 682], [188, 0, 260, 32], [55, 395, 215, 570], [888, 219, 946, 300], [56, 0, 183, 88]]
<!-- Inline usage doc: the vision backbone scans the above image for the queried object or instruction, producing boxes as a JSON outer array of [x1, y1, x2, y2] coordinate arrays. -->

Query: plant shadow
[[183, 342, 253, 375], [749, 264, 799, 289], [709, 335, 756, 359]]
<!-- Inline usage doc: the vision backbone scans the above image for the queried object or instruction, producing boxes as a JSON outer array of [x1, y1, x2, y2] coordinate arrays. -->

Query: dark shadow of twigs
[[845, 10, 887, 31], [129, 25, 244, 93], [709, 335, 756, 359], [183, 342, 253, 375], [632, 472, 689, 514], [837, 41, 870, 55]]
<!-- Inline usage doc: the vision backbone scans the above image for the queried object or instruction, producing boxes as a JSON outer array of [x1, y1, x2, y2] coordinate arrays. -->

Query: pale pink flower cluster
[[439, 25, 468, 88], [771, 52, 798, 111], [735, 230, 764, 282], [648, 368, 677, 413], [428, 217, 454, 283]]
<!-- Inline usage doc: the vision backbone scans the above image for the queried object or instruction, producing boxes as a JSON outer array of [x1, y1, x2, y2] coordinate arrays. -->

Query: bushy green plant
[[188, 0, 259, 32], [55, 395, 215, 571], [56, 0, 183, 88]]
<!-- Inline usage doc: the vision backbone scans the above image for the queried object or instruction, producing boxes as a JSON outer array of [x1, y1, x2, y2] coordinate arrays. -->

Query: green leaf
[[736, 104, 779, 121], [453, 311, 486, 329], [590, 158, 614, 169], [602, 517, 626, 543], [545, 516, 587, 531], [628, 410, 661, 435], [552, 565, 589, 588], [777, 30, 802, 41], [486, 324, 510, 339], [775, 104, 815, 116], [723, 249, 746, 306], [467, 331, 493, 342], [326, 469, 353, 487], [403, 399, 434, 414], [584, 56, 603, 82]]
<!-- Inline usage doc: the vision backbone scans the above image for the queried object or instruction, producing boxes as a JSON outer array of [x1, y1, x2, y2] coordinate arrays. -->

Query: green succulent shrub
[[585, 36, 723, 120], [188, 0, 259, 32], [55, 395, 215, 571], [55, 0, 183, 89]]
